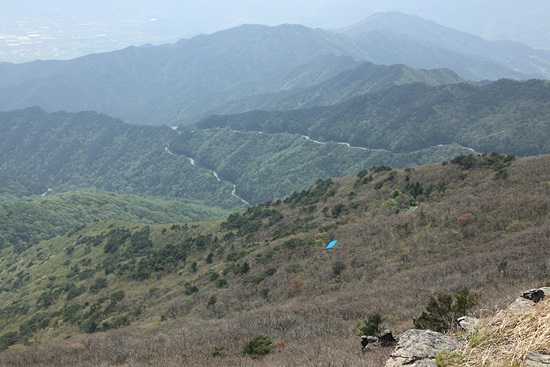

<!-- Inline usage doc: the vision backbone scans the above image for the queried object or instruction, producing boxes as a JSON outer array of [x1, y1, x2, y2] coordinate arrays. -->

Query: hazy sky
[[4, 0, 549, 35], [1, 0, 549, 63]]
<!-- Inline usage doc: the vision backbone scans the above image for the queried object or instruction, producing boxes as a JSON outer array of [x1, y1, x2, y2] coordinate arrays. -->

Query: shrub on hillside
[[450, 152, 515, 171], [413, 288, 480, 332], [358, 314, 385, 336], [89, 277, 108, 294], [242, 335, 273, 358], [457, 213, 473, 227], [332, 261, 346, 277]]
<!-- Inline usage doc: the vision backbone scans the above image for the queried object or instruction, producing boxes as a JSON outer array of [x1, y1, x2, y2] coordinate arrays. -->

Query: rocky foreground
[[384, 287, 550, 367]]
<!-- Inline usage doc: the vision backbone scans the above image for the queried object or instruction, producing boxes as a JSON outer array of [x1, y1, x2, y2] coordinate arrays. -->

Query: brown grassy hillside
[[0, 153, 549, 366]]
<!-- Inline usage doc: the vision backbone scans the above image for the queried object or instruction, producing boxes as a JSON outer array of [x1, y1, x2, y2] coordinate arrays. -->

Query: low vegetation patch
[[242, 335, 274, 358]]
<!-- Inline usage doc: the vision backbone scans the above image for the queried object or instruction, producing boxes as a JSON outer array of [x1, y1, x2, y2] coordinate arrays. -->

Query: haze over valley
[[2, 0, 550, 63]]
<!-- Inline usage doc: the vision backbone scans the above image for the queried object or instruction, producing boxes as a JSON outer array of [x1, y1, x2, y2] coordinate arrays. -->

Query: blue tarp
[[325, 240, 338, 250]]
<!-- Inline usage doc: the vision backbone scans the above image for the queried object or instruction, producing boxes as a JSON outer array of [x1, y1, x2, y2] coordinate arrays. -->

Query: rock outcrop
[[525, 351, 550, 367], [509, 287, 550, 313], [361, 330, 397, 352], [384, 329, 458, 367], [457, 316, 480, 332], [384, 287, 550, 366]]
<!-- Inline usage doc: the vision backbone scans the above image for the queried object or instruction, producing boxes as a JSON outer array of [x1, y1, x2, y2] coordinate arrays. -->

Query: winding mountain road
[[164, 147, 177, 156], [165, 131, 250, 206], [301, 135, 394, 153], [165, 126, 478, 208]]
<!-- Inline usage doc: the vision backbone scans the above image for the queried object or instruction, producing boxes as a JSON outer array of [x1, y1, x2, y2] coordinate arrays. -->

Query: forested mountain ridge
[[0, 107, 248, 210], [2, 76, 550, 210], [198, 78, 550, 156], [206, 61, 463, 116], [0, 152, 548, 366], [0, 175, 48, 201], [0, 24, 365, 125], [0, 14, 549, 125], [0, 106, 477, 209], [0, 9, 549, 367], [168, 127, 472, 204], [341, 12, 550, 81]]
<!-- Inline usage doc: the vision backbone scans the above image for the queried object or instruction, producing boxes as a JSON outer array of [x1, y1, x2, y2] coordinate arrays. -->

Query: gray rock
[[385, 329, 459, 367], [366, 336, 378, 344], [386, 356, 437, 367], [509, 296, 537, 313], [361, 335, 378, 351], [525, 351, 550, 366], [457, 316, 480, 332]]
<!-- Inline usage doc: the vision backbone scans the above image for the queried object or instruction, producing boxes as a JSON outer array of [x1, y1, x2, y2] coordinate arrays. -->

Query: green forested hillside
[[3, 76, 550, 211], [0, 190, 230, 251], [198, 79, 550, 156], [206, 61, 463, 116], [0, 175, 47, 201], [0, 108, 248, 210], [0, 153, 548, 366], [169, 127, 471, 204], [0, 107, 477, 209]]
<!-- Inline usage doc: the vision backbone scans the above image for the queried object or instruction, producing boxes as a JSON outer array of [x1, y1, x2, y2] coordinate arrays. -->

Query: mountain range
[[340, 12, 550, 80], [2, 74, 550, 212], [0, 10, 550, 366], [0, 12, 549, 125]]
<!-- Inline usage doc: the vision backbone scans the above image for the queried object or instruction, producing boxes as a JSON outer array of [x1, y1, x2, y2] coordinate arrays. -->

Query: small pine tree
[[358, 314, 385, 336], [413, 294, 453, 332], [413, 288, 480, 332], [242, 335, 273, 358], [453, 287, 480, 316]]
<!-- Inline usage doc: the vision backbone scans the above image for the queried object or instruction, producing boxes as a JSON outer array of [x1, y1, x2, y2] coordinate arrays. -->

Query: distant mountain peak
[[337, 11, 461, 37]]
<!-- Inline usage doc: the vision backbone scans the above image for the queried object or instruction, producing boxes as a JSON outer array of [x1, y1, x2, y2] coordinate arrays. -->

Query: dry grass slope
[[442, 297, 550, 366], [0, 153, 549, 366]]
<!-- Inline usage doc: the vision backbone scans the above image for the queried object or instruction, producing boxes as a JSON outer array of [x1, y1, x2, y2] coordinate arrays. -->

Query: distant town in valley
[[0, 15, 176, 63]]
